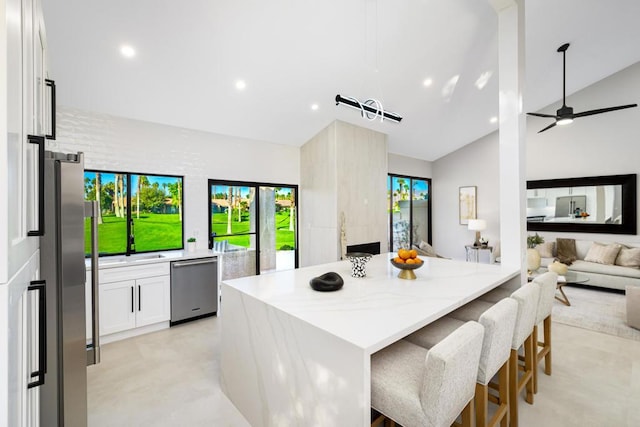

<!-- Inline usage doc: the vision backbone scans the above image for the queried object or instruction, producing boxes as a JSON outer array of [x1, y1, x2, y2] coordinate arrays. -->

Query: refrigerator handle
[[45, 79, 56, 140], [27, 280, 47, 389], [27, 135, 45, 237], [86, 201, 101, 365]]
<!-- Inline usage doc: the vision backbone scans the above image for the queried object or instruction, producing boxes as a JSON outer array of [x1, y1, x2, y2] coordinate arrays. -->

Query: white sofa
[[538, 239, 640, 291]]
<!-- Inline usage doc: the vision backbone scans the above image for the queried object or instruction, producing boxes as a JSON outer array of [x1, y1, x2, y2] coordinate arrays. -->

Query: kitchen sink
[[131, 254, 166, 261], [98, 253, 166, 265]]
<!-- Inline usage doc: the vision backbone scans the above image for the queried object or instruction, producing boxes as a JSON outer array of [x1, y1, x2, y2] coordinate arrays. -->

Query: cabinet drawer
[[99, 262, 170, 284]]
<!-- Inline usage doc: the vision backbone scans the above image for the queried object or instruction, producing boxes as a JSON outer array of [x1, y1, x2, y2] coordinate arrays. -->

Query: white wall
[[432, 133, 500, 260], [433, 61, 640, 258], [388, 153, 432, 178], [49, 106, 300, 250]]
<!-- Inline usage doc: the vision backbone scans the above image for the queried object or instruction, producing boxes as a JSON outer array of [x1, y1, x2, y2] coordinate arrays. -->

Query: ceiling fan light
[[557, 117, 573, 126]]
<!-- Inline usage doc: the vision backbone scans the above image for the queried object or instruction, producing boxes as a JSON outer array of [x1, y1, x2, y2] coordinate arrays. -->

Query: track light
[[335, 94, 403, 123]]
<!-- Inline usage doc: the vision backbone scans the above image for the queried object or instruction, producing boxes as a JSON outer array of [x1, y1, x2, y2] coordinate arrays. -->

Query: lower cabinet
[[98, 263, 170, 337]]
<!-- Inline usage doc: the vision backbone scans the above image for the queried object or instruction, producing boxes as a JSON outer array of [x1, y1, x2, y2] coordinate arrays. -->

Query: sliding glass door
[[209, 180, 298, 279], [388, 175, 431, 252]]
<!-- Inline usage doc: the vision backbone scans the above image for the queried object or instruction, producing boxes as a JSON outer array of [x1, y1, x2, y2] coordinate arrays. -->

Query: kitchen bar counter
[[220, 253, 520, 426]]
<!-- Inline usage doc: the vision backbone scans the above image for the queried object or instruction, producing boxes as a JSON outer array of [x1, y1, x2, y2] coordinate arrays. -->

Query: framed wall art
[[459, 186, 477, 225]]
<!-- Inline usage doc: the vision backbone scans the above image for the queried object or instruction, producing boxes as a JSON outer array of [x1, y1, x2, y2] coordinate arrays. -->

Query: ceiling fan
[[527, 43, 637, 133]]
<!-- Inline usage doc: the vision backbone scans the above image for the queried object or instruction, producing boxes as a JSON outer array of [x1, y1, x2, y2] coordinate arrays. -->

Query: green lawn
[[85, 213, 182, 255], [86, 209, 295, 256], [211, 210, 295, 250]]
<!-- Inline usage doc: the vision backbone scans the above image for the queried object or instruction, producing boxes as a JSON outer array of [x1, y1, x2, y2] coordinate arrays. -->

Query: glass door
[[209, 180, 298, 279], [259, 186, 298, 274], [388, 174, 431, 252], [210, 182, 257, 278]]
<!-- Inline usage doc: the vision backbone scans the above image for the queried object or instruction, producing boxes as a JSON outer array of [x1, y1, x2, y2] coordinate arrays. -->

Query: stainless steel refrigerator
[[38, 150, 100, 427]]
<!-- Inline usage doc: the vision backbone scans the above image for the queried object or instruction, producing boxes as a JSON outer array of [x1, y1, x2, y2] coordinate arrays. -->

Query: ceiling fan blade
[[573, 104, 638, 118], [537, 122, 557, 133], [527, 112, 558, 118]]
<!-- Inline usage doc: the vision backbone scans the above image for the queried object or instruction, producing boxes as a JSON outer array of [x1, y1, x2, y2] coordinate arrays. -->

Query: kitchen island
[[220, 253, 520, 426]]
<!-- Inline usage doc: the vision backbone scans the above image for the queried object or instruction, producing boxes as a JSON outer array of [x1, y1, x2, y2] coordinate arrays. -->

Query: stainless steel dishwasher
[[170, 257, 218, 325]]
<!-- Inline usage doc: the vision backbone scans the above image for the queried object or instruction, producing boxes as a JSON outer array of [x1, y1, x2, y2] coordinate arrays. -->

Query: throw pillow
[[615, 246, 640, 268], [584, 242, 622, 265], [535, 242, 555, 258], [418, 241, 438, 257], [556, 238, 577, 265]]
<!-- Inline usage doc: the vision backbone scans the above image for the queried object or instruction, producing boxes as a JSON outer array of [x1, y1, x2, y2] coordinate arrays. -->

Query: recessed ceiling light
[[475, 71, 493, 90], [120, 45, 136, 58], [490, 116, 498, 124], [311, 103, 319, 111], [423, 78, 433, 87], [441, 75, 459, 102], [235, 80, 247, 90]]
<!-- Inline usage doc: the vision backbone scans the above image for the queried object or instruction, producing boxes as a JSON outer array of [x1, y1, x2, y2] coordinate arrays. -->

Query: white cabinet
[[2, 0, 50, 424], [99, 280, 137, 335], [136, 276, 171, 327], [98, 262, 170, 340]]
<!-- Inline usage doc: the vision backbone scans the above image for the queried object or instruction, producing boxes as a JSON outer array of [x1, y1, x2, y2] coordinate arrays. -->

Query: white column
[[490, 0, 526, 278]]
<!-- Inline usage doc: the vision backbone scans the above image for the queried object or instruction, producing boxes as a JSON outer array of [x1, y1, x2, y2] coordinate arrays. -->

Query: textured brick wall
[[47, 106, 300, 249]]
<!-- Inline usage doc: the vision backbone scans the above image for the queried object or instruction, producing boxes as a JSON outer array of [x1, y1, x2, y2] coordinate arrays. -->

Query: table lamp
[[468, 219, 486, 247]]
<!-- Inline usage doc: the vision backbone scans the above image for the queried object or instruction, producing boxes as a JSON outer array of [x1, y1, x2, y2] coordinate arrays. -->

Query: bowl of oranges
[[391, 249, 424, 280]]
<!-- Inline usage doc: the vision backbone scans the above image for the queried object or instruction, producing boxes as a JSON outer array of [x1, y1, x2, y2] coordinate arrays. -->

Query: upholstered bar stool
[[371, 321, 484, 427], [406, 298, 518, 427], [529, 272, 557, 393], [450, 284, 540, 427], [480, 273, 558, 394]]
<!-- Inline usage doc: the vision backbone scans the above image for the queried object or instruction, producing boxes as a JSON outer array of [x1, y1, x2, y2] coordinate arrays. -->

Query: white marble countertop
[[223, 253, 520, 353], [85, 249, 218, 270]]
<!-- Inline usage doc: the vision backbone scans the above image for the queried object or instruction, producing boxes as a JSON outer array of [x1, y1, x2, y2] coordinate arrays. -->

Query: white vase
[[526, 248, 541, 273], [187, 241, 196, 252]]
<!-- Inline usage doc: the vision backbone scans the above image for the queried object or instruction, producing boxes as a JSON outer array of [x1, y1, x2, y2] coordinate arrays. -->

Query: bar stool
[[529, 272, 558, 393], [371, 321, 484, 427], [406, 298, 518, 427], [450, 284, 540, 427]]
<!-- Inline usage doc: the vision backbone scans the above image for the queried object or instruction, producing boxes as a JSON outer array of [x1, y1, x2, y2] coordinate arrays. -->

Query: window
[[209, 180, 298, 278], [388, 174, 432, 251], [84, 170, 183, 256]]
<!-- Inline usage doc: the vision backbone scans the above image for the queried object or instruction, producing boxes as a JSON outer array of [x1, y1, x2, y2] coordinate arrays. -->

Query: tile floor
[[87, 316, 640, 427]]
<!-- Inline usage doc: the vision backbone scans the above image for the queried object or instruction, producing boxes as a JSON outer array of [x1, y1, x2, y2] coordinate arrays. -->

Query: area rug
[[552, 285, 640, 341]]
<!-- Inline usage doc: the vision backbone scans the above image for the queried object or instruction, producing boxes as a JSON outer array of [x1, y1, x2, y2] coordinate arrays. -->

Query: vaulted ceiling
[[42, 0, 640, 161]]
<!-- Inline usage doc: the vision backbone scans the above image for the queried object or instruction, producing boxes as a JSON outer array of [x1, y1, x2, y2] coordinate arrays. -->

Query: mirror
[[526, 174, 637, 234]]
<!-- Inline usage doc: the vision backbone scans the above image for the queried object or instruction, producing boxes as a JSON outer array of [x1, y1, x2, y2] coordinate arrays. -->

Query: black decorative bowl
[[309, 272, 344, 292], [390, 259, 424, 280]]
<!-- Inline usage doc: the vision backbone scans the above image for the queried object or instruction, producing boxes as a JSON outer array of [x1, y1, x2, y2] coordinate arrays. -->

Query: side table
[[465, 245, 493, 263]]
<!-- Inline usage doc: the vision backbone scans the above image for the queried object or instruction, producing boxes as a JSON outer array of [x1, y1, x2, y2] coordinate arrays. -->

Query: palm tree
[[289, 190, 295, 232], [236, 187, 242, 222], [167, 181, 182, 221], [95, 173, 103, 224], [227, 186, 233, 234], [136, 175, 148, 218]]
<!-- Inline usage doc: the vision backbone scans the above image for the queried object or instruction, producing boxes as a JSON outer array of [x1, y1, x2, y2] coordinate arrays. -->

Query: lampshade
[[468, 219, 487, 231]]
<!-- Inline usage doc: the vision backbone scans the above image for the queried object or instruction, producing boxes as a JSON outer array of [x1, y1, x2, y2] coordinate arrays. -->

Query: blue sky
[[84, 171, 181, 195]]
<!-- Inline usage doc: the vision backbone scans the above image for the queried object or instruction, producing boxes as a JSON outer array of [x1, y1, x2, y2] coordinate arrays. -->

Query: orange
[[393, 257, 405, 263], [398, 249, 410, 260], [409, 249, 418, 259], [414, 257, 422, 264], [406, 258, 416, 264]]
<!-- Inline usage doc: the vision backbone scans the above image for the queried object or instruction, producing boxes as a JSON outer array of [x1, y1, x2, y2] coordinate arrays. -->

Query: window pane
[[412, 179, 429, 245], [131, 174, 183, 252], [213, 235, 257, 279], [84, 171, 128, 256], [210, 185, 255, 242], [391, 176, 410, 250]]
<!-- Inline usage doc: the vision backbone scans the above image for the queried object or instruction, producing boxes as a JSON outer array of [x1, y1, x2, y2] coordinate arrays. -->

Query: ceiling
[[41, 0, 640, 161]]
